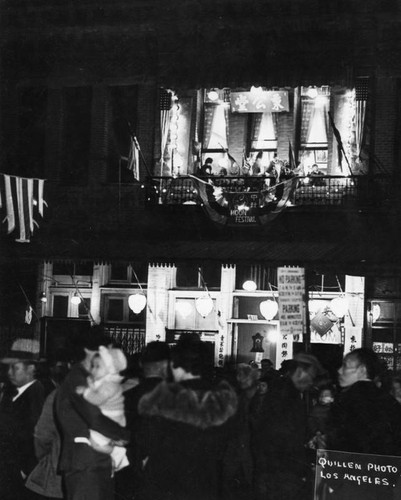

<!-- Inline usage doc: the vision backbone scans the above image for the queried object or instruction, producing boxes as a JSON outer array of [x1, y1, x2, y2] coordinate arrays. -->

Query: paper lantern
[[330, 297, 348, 318], [243, 280, 257, 292], [259, 300, 278, 320], [71, 293, 81, 305], [195, 295, 214, 318], [128, 293, 147, 314]]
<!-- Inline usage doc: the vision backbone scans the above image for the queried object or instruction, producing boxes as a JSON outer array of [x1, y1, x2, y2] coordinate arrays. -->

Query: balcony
[[145, 174, 394, 209]]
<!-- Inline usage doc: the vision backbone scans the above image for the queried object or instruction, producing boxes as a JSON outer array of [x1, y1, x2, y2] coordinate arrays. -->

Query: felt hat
[[1, 338, 41, 364], [141, 341, 170, 364], [293, 352, 325, 375]]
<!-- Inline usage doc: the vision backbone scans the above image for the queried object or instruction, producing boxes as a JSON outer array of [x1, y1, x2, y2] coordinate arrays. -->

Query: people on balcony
[[308, 163, 325, 186], [199, 157, 214, 177]]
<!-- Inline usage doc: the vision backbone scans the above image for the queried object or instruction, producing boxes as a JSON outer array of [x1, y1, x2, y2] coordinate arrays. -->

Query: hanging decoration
[[0, 173, 47, 243], [250, 332, 265, 352], [330, 296, 348, 318], [189, 174, 298, 227], [195, 294, 214, 318], [128, 293, 147, 314], [259, 299, 278, 320], [71, 292, 81, 305]]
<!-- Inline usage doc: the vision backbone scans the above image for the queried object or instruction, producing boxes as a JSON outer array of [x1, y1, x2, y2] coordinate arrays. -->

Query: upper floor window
[[109, 263, 148, 285], [300, 86, 330, 173], [247, 112, 278, 169], [16, 87, 47, 178], [108, 85, 138, 183], [201, 89, 231, 174], [61, 87, 92, 185]]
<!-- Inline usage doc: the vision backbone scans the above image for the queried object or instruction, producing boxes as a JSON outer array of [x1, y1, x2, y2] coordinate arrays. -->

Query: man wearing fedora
[[252, 352, 326, 500], [0, 338, 45, 499]]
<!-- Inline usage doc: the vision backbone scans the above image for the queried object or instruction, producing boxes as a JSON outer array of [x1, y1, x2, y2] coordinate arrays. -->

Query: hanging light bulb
[[259, 299, 278, 320], [40, 292, 47, 303], [195, 295, 214, 318], [330, 296, 348, 318], [307, 86, 318, 99], [243, 280, 257, 292], [128, 293, 147, 314], [71, 292, 81, 305]]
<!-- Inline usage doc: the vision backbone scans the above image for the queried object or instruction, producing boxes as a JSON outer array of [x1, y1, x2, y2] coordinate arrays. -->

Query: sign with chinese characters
[[275, 330, 293, 369], [314, 449, 401, 500], [343, 326, 362, 354], [230, 91, 289, 113], [277, 267, 305, 336]]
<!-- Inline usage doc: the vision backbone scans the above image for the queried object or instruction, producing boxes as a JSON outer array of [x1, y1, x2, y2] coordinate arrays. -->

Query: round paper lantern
[[128, 293, 147, 314], [330, 296, 348, 318], [195, 295, 214, 318], [71, 293, 81, 305], [259, 299, 278, 320], [243, 280, 257, 292]]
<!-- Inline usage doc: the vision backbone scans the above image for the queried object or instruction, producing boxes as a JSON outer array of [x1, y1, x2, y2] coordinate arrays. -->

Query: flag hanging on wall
[[125, 137, 140, 181], [0, 174, 47, 243]]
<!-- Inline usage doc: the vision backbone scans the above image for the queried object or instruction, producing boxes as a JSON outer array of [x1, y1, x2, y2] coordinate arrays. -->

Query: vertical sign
[[277, 267, 305, 336], [275, 330, 293, 370]]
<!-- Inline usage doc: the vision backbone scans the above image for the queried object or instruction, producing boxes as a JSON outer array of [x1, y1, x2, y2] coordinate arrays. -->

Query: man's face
[[338, 354, 364, 388], [291, 366, 316, 392], [8, 361, 34, 387]]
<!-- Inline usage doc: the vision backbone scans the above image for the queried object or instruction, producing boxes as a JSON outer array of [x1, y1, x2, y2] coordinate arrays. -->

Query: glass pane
[[175, 299, 196, 329], [111, 264, 128, 281], [78, 299, 91, 318], [53, 296, 68, 318], [371, 327, 394, 342], [108, 299, 124, 322], [372, 302, 394, 322]]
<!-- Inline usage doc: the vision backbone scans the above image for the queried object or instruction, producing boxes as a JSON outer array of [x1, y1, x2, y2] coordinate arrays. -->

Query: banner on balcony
[[0, 173, 47, 243], [231, 91, 289, 113], [189, 175, 298, 227]]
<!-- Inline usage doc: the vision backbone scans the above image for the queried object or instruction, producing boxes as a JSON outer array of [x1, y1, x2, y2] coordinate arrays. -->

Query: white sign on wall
[[277, 267, 305, 336]]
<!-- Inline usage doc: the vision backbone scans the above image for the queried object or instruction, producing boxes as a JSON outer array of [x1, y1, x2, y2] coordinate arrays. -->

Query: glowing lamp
[[307, 86, 318, 99], [128, 293, 147, 314], [207, 90, 219, 101], [195, 295, 214, 318], [259, 300, 278, 320], [243, 280, 257, 292], [71, 293, 81, 305], [40, 292, 47, 303], [330, 296, 348, 318]]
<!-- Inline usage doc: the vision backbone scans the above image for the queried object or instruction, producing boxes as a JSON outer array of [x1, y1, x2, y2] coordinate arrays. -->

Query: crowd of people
[[198, 152, 324, 186], [1, 329, 401, 500]]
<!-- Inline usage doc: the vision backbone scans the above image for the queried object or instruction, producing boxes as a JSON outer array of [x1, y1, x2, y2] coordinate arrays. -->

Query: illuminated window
[[201, 89, 231, 174], [300, 86, 330, 173]]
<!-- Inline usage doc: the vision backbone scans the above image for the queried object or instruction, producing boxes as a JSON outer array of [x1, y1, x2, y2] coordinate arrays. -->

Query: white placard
[[343, 326, 363, 354], [277, 267, 305, 336]]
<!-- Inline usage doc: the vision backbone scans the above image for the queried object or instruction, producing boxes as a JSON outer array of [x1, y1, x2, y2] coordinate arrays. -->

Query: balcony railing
[[145, 174, 394, 208]]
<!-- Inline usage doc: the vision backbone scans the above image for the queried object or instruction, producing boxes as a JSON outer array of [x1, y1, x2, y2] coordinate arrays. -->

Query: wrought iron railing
[[103, 323, 146, 356], [145, 174, 394, 208]]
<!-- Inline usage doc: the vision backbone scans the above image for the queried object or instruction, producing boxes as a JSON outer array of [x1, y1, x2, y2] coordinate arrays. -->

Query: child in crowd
[[308, 384, 335, 450], [76, 345, 129, 471]]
